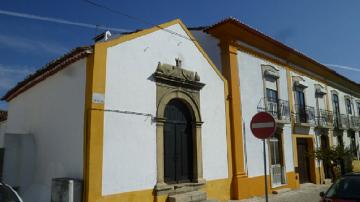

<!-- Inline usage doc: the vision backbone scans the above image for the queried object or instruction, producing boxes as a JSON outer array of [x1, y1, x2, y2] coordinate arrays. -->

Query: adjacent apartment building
[[192, 18, 360, 198], [0, 18, 359, 202]]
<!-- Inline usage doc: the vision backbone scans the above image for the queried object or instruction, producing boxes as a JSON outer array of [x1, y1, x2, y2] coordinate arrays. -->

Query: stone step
[[168, 191, 207, 202], [272, 188, 291, 194], [324, 179, 332, 184]]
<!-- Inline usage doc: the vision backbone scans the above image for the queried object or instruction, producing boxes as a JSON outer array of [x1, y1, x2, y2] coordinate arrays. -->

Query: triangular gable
[[95, 19, 226, 83]]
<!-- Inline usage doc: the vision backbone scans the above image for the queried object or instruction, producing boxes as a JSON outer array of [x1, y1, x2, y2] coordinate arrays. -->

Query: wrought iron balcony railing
[[316, 109, 333, 128], [349, 116, 360, 130], [257, 97, 290, 122], [333, 114, 349, 129], [294, 104, 315, 125]]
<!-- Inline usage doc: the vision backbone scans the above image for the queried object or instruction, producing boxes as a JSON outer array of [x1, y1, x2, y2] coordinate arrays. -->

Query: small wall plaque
[[92, 93, 105, 104]]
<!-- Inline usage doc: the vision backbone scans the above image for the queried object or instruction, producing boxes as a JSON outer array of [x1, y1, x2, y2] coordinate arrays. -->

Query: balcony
[[334, 114, 349, 130], [316, 109, 333, 128], [257, 97, 291, 123], [294, 105, 316, 126], [349, 116, 360, 131]]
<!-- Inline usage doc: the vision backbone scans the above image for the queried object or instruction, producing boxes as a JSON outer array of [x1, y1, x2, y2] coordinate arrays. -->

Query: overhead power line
[[82, 0, 196, 42], [0, 9, 130, 32]]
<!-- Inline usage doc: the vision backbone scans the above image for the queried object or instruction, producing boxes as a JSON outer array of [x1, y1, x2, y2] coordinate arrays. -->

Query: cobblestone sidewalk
[[231, 183, 331, 202]]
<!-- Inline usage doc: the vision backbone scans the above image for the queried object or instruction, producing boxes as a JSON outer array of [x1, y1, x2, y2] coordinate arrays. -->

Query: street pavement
[[230, 183, 331, 202]]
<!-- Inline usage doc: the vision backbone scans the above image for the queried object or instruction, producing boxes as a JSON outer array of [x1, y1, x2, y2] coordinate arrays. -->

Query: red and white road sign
[[250, 112, 276, 139]]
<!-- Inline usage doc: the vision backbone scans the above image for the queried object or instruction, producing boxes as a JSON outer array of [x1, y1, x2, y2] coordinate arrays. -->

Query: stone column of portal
[[195, 121, 205, 184], [155, 118, 167, 189]]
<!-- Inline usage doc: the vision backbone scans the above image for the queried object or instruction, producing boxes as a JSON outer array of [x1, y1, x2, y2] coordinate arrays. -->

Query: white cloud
[[0, 64, 32, 75], [0, 64, 34, 92], [0, 34, 68, 55], [324, 64, 360, 72]]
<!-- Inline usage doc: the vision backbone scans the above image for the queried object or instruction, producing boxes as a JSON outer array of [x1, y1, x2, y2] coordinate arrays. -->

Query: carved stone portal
[[153, 62, 206, 196], [154, 63, 205, 91]]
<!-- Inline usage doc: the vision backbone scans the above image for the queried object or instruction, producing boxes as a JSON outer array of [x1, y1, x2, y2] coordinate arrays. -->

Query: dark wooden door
[[297, 138, 311, 183], [321, 135, 332, 179], [164, 99, 193, 184], [295, 89, 307, 122]]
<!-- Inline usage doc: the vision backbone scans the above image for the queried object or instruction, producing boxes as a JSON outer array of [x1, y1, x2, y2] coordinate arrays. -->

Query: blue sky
[[1, 0, 360, 109]]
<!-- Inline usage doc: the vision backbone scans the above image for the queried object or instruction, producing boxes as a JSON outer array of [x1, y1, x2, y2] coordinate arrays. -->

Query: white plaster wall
[[283, 125, 294, 171], [191, 30, 222, 72], [102, 23, 228, 195], [237, 50, 293, 177], [4, 59, 87, 202], [0, 121, 6, 147], [317, 96, 326, 110]]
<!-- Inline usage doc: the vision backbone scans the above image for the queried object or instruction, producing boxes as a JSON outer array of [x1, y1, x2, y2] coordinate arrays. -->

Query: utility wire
[[0, 9, 130, 32], [82, 0, 196, 42], [91, 108, 155, 119]]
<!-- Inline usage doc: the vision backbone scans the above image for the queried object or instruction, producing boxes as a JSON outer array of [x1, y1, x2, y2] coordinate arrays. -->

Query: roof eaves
[[204, 17, 360, 89]]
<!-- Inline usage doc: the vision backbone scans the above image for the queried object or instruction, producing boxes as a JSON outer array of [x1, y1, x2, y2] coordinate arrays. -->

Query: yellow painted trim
[[86, 41, 107, 201], [292, 135, 299, 168], [177, 21, 226, 82], [85, 18, 232, 202], [203, 178, 231, 201], [224, 79, 234, 178], [292, 135, 319, 184], [234, 172, 298, 199], [83, 54, 94, 202], [87, 178, 233, 202], [293, 134, 315, 139], [97, 18, 226, 83], [98, 188, 166, 202], [219, 40, 247, 199]]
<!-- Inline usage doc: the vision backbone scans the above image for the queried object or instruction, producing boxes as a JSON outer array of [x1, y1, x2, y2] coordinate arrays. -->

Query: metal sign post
[[250, 112, 276, 202], [263, 139, 269, 202]]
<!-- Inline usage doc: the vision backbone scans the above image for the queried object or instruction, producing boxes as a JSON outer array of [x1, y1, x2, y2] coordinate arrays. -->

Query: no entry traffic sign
[[250, 111, 277, 202], [250, 112, 276, 139]]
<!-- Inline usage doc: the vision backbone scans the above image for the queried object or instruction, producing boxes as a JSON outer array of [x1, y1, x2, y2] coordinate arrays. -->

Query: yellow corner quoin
[[84, 18, 232, 202], [218, 39, 247, 199], [83, 54, 94, 202]]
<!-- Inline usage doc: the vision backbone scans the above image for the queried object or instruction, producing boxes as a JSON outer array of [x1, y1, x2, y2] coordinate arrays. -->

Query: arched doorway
[[163, 99, 194, 184]]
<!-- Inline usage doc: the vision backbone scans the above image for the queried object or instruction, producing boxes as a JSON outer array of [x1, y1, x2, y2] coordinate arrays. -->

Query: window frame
[[345, 98, 352, 115]]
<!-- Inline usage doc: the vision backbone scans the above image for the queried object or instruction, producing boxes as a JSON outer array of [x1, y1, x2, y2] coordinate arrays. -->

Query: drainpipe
[[315, 94, 323, 184], [243, 121, 248, 175], [314, 134, 323, 184]]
